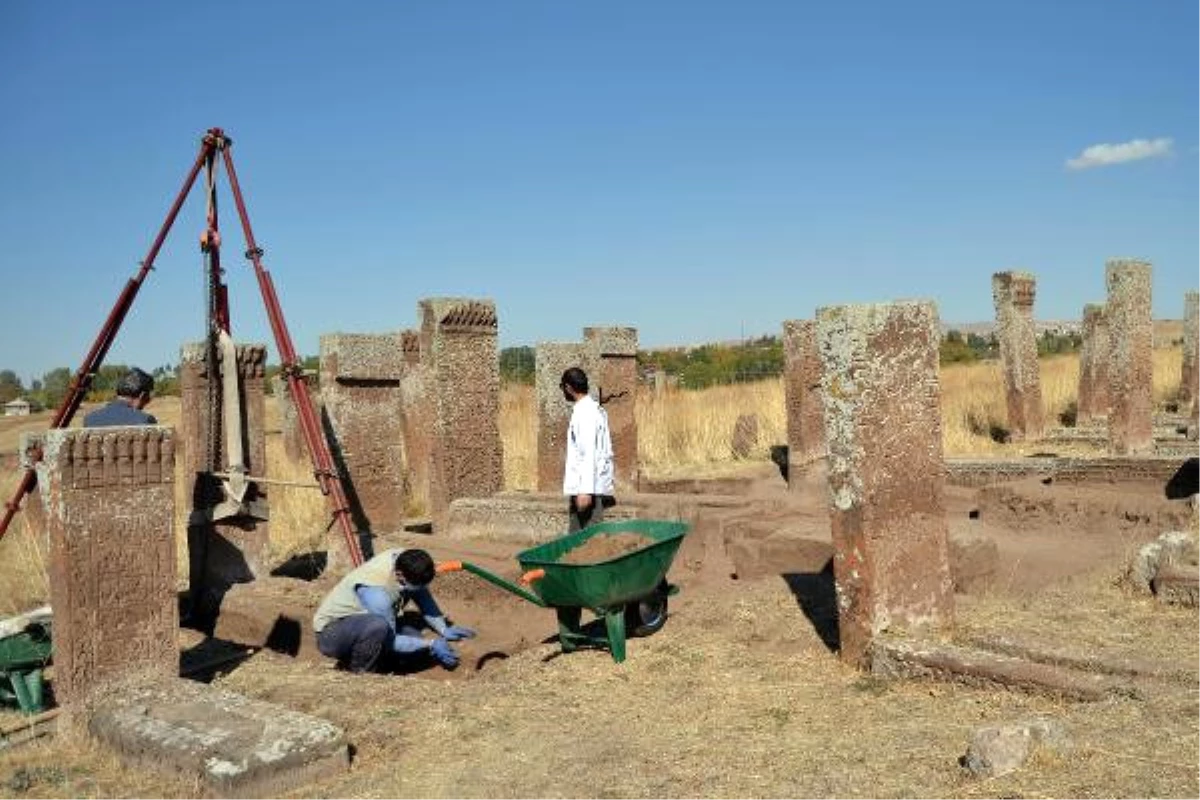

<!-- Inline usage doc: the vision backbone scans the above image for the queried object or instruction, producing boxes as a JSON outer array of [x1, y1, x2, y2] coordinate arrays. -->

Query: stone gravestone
[[33, 427, 178, 720], [782, 319, 825, 482], [1181, 291, 1198, 416], [1076, 303, 1110, 425], [180, 342, 271, 623], [419, 298, 503, 532], [1105, 259, 1153, 455], [319, 332, 406, 534], [584, 327, 640, 492], [992, 271, 1043, 440], [816, 300, 954, 667], [535, 342, 596, 493]]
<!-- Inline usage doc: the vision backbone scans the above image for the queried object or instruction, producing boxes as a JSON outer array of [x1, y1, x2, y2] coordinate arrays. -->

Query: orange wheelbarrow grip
[[436, 560, 463, 574], [519, 568, 546, 586]]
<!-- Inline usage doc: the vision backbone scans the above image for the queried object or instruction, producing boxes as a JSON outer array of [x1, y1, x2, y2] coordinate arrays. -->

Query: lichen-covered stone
[[319, 333, 406, 533], [992, 271, 1043, 440], [89, 676, 348, 797], [34, 427, 177, 712], [816, 301, 954, 667], [1106, 259, 1153, 454], [1076, 303, 1110, 425], [1180, 291, 1198, 413], [782, 319, 825, 478]]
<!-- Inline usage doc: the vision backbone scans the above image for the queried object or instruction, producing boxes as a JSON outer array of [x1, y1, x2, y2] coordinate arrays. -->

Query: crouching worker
[[312, 548, 476, 673]]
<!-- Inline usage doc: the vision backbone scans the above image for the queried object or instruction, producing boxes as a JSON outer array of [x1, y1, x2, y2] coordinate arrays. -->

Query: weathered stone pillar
[[319, 333, 405, 534], [992, 271, 1043, 440], [272, 373, 318, 463], [1076, 303, 1110, 425], [1106, 259, 1154, 454], [584, 327, 639, 491], [816, 301, 954, 667], [535, 342, 595, 492], [398, 329, 432, 514], [180, 341, 270, 622], [1181, 291, 1199, 415], [34, 427, 177, 713], [420, 298, 503, 531], [782, 319, 825, 483]]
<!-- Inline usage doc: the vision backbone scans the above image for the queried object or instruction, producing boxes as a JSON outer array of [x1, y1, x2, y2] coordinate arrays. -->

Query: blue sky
[[1, 0, 1196, 381]]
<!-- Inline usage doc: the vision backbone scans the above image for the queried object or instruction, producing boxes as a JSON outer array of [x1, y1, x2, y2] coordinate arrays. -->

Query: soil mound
[[559, 532, 655, 564]]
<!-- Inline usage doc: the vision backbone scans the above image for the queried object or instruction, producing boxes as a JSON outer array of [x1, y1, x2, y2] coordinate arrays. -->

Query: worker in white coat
[[560, 367, 616, 532]]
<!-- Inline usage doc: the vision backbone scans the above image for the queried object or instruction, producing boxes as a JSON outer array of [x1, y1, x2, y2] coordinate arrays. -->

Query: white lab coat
[[562, 394, 615, 496]]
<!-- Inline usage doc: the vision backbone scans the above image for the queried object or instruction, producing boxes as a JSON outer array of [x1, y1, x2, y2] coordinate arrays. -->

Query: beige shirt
[[312, 549, 403, 633]]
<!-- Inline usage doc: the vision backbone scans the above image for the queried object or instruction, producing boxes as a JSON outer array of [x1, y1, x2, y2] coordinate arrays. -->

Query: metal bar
[[0, 135, 213, 541], [459, 562, 548, 607], [219, 143, 364, 567], [210, 471, 321, 490]]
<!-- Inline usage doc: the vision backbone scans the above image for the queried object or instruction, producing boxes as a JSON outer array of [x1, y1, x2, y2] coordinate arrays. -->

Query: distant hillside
[[943, 319, 1184, 346]]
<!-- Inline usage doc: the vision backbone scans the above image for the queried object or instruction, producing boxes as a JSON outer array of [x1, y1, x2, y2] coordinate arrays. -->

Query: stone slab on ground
[[446, 491, 760, 545], [946, 456, 1187, 488], [89, 676, 348, 798], [959, 632, 1196, 682], [869, 637, 1136, 701], [1151, 565, 1199, 607]]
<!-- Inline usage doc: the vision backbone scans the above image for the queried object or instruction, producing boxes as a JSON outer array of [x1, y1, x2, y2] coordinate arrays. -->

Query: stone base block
[[869, 637, 1134, 701], [89, 676, 348, 797], [447, 491, 761, 545], [1152, 565, 1199, 607], [946, 456, 1187, 488]]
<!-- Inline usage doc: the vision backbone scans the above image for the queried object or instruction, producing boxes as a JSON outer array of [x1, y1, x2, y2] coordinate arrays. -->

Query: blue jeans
[[316, 614, 391, 673]]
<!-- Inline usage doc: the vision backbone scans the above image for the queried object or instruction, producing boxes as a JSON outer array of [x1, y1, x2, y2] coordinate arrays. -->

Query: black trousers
[[567, 494, 616, 533]]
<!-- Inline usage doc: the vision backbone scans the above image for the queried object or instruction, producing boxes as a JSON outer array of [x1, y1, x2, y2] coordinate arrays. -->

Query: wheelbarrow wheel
[[625, 580, 670, 637]]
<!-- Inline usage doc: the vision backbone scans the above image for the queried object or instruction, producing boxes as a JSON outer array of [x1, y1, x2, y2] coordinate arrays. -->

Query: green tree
[[939, 330, 976, 365], [499, 346, 535, 385], [0, 370, 23, 404], [38, 367, 72, 410]]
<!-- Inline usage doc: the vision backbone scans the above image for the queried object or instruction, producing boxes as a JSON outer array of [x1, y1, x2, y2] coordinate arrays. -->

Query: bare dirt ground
[[2, 458, 1197, 798]]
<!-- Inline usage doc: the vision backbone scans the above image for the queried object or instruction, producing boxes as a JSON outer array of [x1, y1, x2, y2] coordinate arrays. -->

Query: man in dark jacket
[[83, 367, 157, 427]]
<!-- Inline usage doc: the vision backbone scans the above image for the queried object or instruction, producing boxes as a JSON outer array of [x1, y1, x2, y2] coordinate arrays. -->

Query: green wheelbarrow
[[437, 519, 690, 663], [0, 609, 52, 715]]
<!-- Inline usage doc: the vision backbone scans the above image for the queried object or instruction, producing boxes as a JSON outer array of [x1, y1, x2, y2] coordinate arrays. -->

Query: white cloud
[[1066, 137, 1174, 170]]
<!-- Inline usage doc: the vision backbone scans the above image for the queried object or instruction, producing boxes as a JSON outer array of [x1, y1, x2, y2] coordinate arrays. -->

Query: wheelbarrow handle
[[519, 568, 545, 586], [433, 560, 547, 607]]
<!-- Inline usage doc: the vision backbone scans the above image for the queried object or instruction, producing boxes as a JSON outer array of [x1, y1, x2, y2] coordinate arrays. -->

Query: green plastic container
[[0, 621, 52, 715], [517, 519, 690, 612]]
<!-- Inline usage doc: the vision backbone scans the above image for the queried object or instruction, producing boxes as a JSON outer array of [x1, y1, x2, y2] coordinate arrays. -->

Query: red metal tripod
[[0, 128, 364, 567]]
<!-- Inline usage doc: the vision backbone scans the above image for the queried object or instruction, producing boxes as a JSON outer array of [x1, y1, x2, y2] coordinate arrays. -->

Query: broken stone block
[[1128, 530, 1200, 594], [1151, 565, 1199, 607], [89, 676, 348, 797], [961, 718, 1070, 778], [731, 413, 759, 459]]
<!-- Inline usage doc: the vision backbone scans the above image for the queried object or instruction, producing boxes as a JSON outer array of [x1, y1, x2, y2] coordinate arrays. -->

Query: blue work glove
[[429, 637, 459, 669], [442, 624, 476, 642]]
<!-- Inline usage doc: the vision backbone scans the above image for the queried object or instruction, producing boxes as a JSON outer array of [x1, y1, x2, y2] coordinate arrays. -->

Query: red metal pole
[[0, 135, 214, 541], [219, 143, 364, 566]]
